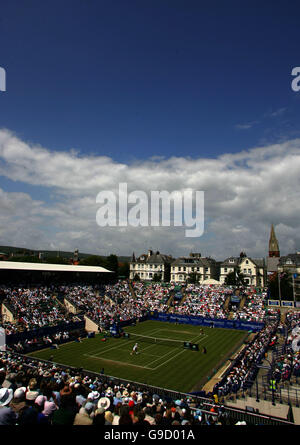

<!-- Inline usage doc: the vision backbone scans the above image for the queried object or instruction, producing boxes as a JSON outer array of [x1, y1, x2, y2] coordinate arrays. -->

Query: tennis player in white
[[131, 342, 139, 355]]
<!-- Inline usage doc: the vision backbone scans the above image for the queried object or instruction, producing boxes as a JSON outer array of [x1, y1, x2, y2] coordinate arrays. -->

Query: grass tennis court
[[28, 321, 248, 392]]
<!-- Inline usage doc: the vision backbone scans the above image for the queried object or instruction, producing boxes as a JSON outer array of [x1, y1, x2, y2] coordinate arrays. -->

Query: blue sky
[[1, 0, 300, 161], [1, 0, 300, 257]]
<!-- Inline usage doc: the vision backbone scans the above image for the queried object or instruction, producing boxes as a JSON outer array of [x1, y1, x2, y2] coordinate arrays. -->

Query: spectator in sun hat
[[136, 393, 143, 404], [9, 387, 27, 415], [87, 390, 100, 404], [26, 388, 39, 403], [93, 407, 105, 425], [34, 395, 50, 425], [113, 391, 123, 406], [42, 401, 57, 418], [105, 387, 114, 397], [27, 378, 38, 391], [73, 402, 94, 425], [0, 388, 16, 425], [104, 410, 113, 425], [1, 372, 17, 391], [76, 394, 86, 408], [35, 395, 47, 408], [98, 396, 110, 411], [122, 388, 129, 398], [130, 390, 137, 401]]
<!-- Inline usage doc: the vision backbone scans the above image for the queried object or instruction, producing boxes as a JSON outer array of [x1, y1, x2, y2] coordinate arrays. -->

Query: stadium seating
[[0, 280, 299, 425]]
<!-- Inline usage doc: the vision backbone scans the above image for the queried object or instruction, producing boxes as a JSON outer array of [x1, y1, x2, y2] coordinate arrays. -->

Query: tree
[[118, 262, 130, 278], [153, 273, 162, 282], [105, 255, 119, 274], [45, 256, 68, 264], [187, 272, 199, 284], [225, 268, 245, 286], [8, 256, 40, 263], [268, 272, 293, 300], [80, 255, 106, 267]]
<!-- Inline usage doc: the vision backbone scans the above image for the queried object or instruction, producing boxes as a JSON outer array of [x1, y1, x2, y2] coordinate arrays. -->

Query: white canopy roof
[[0, 261, 112, 273], [202, 278, 221, 285]]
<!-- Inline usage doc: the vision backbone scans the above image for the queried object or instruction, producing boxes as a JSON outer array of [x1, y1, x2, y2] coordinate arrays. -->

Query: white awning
[[0, 261, 112, 273], [202, 278, 221, 285]]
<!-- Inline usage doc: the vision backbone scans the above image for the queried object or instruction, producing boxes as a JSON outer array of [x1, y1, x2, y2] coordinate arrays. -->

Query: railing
[[238, 376, 300, 409], [5, 319, 85, 344], [1, 351, 295, 425]]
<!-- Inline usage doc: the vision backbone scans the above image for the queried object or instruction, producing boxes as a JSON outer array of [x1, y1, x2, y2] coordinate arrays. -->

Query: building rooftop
[[0, 261, 112, 273]]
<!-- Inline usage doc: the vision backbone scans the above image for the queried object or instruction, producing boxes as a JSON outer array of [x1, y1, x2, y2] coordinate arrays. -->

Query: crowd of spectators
[[213, 319, 280, 397], [63, 281, 147, 330], [0, 281, 286, 338], [272, 310, 300, 382], [1, 279, 300, 422], [171, 285, 229, 319], [0, 351, 240, 426], [1, 285, 78, 333], [132, 282, 174, 313], [232, 291, 279, 323]]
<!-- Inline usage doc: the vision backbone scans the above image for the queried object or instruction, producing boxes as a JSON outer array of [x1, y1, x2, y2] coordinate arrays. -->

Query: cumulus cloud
[[0, 128, 299, 259]]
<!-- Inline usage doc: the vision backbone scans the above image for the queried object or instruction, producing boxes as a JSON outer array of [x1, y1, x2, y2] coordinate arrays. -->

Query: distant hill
[[0, 246, 131, 263]]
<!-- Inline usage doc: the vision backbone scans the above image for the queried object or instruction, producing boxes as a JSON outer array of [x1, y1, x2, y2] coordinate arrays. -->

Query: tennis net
[[123, 332, 190, 348]]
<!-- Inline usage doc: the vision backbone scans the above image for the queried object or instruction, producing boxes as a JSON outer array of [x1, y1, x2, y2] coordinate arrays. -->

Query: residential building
[[170, 253, 219, 284], [278, 253, 300, 300], [220, 253, 266, 287], [129, 250, 173, 281]]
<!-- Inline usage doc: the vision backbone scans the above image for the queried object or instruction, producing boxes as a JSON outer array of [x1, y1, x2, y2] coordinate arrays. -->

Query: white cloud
[[235, 107, 287, 131], [0, 128, 299, 259]]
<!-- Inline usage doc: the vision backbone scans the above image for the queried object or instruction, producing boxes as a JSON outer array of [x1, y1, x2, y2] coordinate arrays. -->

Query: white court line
[[142, 334, 206, 369], [87, 354, 152, 369], [85, 329, 208, 370], [124, 333, 206, 371], [144, 334, 208, 370], [84, 327, 163, 358], [146, 334, 207, 371]]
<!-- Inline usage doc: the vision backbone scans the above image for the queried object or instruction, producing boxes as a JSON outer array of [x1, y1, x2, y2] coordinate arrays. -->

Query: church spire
[[269, 224, 280, 257]]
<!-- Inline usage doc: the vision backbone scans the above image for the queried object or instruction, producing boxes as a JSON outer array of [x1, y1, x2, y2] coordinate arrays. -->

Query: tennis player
[[131, 342, 139, 355]]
